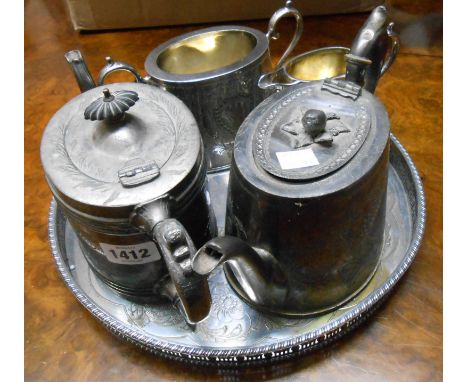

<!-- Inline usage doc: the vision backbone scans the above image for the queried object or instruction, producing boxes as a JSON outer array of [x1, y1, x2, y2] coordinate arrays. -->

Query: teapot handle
[[152, 219, 212, 324], [97, 56, 154, 85], [130, 198, 211, 325], [380, 22, 400, 76], [266, 0, 304, 70]]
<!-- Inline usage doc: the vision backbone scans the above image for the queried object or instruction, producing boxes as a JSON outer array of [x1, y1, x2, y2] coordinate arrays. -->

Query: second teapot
[[194, 77, 391, 316]]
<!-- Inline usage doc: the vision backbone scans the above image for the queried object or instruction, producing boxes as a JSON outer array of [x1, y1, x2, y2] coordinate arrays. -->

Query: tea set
[[42, 2, 426, 364]]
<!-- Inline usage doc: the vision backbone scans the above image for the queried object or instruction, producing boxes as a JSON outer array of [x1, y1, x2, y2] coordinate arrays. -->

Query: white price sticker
[[275, 148, 320, 170], [100, 242, 161, 265]]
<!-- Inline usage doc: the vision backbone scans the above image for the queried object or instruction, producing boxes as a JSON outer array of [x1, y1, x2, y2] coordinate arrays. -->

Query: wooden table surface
[[25, 0, 442, 380]]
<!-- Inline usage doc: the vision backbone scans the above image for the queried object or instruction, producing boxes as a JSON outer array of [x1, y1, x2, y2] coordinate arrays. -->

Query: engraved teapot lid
[[253, 79, 375, 181], [40, 83, 202, 217]]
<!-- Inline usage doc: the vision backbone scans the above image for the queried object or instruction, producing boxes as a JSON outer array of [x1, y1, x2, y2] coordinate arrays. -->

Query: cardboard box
[[66, 0, 383, 31]]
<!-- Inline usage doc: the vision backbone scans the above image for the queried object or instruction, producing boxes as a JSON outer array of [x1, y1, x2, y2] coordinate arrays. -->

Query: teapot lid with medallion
[[252, 78, 379, 184], [234, 76, 390, 197]]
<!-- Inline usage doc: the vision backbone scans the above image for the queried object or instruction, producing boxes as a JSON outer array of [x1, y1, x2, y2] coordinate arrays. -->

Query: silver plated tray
[[48, 133, 425, 366]]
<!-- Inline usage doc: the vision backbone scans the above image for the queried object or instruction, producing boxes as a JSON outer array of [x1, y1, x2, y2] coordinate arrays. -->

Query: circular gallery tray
[[48, 134, 425, 366]]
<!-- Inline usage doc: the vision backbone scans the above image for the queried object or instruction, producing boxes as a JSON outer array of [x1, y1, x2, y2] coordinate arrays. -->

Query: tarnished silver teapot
[[191, 58, 392, 316], [41, 82, 217, 324]]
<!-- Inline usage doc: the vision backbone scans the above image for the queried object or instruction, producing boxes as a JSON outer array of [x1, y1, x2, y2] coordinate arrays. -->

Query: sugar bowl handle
[[266, 0, 304, 69]]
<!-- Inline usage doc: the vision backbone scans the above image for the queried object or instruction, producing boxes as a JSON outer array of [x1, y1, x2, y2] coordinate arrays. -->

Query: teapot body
[[41, 83, 216, 307], [56, 174, 215, 301], [225, 80, 390, 315]]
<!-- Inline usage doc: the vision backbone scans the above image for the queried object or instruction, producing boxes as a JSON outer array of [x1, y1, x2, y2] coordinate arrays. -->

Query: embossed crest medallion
[[253, 85, 371, 180]]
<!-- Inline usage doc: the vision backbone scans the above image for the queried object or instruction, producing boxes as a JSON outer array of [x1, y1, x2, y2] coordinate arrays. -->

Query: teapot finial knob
[[84, 88, 139, 121], [102, 88, 113, 100]]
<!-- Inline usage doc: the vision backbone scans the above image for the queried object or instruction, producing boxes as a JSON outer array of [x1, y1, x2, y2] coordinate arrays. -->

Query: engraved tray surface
[[48, 134, 425, 366]]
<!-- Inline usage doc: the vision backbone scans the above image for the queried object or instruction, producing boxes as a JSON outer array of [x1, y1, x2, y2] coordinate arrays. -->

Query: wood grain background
[[25, 0, 442, 380]]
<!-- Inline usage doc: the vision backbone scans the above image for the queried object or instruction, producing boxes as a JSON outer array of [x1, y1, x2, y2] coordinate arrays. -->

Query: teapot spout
[[64, 50, 96, 93], [192, 237, 288, 308]]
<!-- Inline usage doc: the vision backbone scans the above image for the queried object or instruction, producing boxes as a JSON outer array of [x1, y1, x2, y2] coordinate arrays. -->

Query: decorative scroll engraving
[[43, 89, 193, 202]]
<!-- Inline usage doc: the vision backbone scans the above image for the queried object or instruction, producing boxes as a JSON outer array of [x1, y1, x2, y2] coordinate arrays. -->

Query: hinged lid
[[41, 83, 202, 216], [253, 79, 372, 181]]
